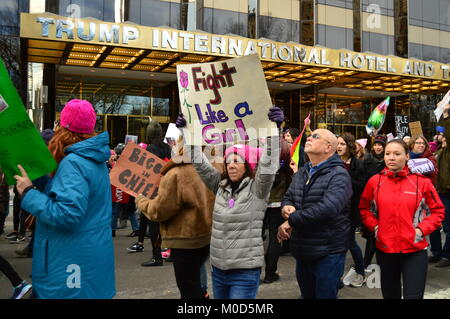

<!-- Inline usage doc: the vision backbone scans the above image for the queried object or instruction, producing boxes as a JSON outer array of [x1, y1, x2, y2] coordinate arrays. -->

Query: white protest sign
[[435, 89, 450, 121], [164, 123, 181, 144], [176, 54, 277, 146]]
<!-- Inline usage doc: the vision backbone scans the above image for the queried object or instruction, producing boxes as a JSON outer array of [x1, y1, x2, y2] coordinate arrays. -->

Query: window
[[198, 0, 249, 37], [317, 25, 353, 50], [362, 32, 394, 55], [258, 0, 300, 42]]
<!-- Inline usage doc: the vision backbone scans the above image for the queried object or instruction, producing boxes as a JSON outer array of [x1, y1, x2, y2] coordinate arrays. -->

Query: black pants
[[171, 245, 210, 299], [138, 214, 162, 259], [264, 207, 284, 277], [0, 256, 23, 287], [364, 234, 377, 268], [376, 249, 428, 299]]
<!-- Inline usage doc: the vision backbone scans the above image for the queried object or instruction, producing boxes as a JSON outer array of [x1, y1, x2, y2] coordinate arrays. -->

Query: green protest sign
[[0, 58, 57, 185]]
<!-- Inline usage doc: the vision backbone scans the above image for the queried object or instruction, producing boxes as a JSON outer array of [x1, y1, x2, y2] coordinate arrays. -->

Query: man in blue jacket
[[278, 129, 352, 299]]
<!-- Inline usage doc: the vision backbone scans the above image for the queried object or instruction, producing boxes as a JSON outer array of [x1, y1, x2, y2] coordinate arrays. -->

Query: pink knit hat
[[356, 138, 368, 149], [224, 144, 264, 173], [60, 99, 96, 134]]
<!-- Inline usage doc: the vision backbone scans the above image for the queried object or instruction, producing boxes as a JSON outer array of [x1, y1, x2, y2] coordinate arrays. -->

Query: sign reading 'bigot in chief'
[[109, 142, 166, 198], [176, 54, 277, 146]]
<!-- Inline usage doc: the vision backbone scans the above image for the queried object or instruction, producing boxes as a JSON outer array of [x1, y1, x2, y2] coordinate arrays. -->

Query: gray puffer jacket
[[193, 137, 279, 270]]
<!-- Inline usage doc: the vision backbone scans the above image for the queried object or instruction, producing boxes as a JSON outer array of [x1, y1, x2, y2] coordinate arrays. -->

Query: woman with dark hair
[[176, 107, 283, 299], [336, 133, 367, 287], [284, 128, 300, 144], [14, 99, 115, 299], [359, 139, 444, 299], [407, 135, 438, 185]]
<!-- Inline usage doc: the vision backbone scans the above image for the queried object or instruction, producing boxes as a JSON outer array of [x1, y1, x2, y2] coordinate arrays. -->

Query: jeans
[[376, 249, 428, 299], [212, 266, 261, 299], [429, 193, 450, 259], [264, 207, 284, 277], [295, 253, 346, 299], [171, 245, 210, 299], [348, 229, 365, 275]]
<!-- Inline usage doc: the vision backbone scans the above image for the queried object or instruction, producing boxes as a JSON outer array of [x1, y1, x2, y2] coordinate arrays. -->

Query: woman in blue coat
[[14, 99, 115, 299]]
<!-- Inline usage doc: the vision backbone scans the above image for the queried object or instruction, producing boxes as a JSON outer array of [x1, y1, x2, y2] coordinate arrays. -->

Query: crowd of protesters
[[0, 98, 449, 300]]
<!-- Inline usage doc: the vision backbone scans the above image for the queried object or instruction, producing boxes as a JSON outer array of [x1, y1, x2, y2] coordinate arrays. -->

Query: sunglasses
[[311, 133, 321, 139]]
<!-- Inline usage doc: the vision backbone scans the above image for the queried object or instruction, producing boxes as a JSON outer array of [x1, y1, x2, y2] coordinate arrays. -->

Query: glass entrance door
[[107, 115, 127, 148]]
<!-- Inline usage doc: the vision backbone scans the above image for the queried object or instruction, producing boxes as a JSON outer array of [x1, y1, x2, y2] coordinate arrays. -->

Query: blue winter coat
[[21, 132, 115, 299], [282, 154, 352, 261]]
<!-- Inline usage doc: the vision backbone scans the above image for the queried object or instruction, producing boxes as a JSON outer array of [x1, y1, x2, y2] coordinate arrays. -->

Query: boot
[[141, 247, 163, 267]]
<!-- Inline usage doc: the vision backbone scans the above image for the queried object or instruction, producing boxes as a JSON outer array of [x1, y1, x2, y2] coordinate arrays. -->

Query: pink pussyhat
[[60, 99, 96, 134], [356, 138, 368, 149], [224, 144, 264, 173]]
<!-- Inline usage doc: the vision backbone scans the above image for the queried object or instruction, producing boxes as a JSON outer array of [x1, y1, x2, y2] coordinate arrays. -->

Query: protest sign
[[176, 54, 277, 146], [394, 114, 409, 138], [109, 142, 166, 198], [409, 121, 423, 137], [0, 59, 57, 185], [435, 89, 450, 121], [125, 135, 138, 144], [164, 123, 181, 146]]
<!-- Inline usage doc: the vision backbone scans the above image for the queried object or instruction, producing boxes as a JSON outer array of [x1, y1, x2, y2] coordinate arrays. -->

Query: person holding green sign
[[13, 99, 116, 299]]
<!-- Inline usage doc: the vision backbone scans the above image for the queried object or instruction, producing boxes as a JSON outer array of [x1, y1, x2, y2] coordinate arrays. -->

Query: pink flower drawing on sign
[[179, 70, 193, 123]]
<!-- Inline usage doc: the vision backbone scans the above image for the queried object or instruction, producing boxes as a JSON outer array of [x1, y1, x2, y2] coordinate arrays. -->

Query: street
[[1, 213, 449, 299]]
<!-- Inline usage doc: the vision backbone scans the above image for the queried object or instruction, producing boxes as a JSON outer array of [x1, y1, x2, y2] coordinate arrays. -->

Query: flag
[[366, 97, 390, 136], [0, 58, 57, 185], [290, 113, 311, 165]]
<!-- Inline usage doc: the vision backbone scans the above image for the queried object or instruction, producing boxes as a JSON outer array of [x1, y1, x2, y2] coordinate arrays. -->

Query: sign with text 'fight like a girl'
[[176, 54, 277, 146]]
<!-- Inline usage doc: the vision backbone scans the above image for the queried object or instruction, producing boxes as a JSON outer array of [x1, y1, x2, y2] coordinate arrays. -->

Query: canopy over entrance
[[21, 13, 450, 96]]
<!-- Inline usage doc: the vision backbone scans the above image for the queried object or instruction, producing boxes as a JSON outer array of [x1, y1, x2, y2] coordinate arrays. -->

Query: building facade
[[2, 0, 450, 146]]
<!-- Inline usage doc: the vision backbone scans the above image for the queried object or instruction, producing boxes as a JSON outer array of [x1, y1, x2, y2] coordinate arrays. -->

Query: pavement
[[1, 209, 449, 299]]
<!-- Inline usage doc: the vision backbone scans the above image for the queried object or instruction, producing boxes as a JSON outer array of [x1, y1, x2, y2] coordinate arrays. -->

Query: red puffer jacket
[[359, 167, 444, 254]]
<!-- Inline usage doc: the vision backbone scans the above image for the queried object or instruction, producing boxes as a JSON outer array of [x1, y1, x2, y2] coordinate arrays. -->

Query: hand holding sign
[[13, 164, 33, 196]]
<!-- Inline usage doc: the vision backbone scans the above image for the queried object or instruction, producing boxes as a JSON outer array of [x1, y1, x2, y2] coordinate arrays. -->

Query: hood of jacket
[[65, 131, 110, 163]]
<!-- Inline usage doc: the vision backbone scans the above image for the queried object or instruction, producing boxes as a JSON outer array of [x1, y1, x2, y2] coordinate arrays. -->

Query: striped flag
[[290, 113, 311, 165]]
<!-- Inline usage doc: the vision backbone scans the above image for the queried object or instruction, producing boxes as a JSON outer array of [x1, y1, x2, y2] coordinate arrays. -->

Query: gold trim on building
[[20, 13, 450, 94]]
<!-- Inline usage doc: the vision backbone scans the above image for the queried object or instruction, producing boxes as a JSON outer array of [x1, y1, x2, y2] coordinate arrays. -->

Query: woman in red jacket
[[359, 139, 444, 299]]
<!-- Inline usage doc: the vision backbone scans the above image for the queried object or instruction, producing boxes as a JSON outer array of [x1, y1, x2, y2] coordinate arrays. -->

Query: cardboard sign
[[176, 54, 277, 146], [109, 142, 166, 198], [0, 59, 57, 185], [394, 114, 409, 138], [409, 121, 423, 137]]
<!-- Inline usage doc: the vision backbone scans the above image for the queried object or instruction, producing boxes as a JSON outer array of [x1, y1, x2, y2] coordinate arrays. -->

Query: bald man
[[278, 129, 352, 299]]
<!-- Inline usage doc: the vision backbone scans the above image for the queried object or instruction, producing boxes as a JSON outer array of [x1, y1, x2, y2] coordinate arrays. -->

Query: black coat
[[347, 156, 382, 228], [282, 154, 352, 261]]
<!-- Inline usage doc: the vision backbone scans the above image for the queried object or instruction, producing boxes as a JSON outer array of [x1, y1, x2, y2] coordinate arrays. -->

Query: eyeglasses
[[414, 142, 426, 145], [311, 133, 321, 139]]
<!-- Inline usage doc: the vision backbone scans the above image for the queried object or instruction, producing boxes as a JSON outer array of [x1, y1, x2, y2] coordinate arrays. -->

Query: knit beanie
[[224, 144, 264, 173], [41, 129, 54, 145], [356, 138, 367, 149], [374, 135, 387, 146], [60, 99, 96, 134]]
